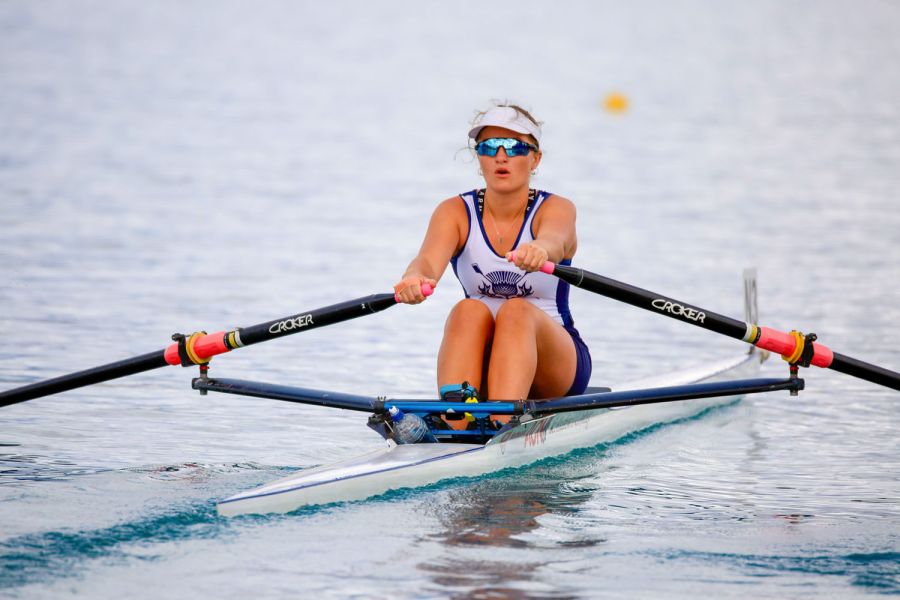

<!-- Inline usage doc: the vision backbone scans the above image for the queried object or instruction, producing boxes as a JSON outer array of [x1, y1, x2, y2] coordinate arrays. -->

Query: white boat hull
[[218, 352, 762, 517]]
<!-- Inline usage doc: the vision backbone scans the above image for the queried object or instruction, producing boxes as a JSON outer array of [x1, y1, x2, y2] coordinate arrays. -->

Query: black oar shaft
[[829, 352, 900, 390], [0, 351, 168, 408], [164, 293, 400, 365], [233, 294, 396, 348], [0, 292, 402, 408], [553, 264, 749, 340], [545, 263, 900, 392]]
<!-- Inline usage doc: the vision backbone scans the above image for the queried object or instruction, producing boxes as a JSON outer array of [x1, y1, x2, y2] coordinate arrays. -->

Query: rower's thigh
[[495, 299, 576, 398]]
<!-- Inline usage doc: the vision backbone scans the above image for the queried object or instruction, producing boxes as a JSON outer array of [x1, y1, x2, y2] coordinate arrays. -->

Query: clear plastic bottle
[[387, 406, 436, 444]]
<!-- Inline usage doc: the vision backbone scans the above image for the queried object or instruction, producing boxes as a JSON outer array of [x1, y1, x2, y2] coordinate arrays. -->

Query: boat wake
[[647, 548, 900, 593], [0, 499, 221, 590], [0, 462, 293, 590]]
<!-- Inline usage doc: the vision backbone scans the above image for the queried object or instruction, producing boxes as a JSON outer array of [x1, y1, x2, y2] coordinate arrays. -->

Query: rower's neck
[[484, 187, 531, 219]]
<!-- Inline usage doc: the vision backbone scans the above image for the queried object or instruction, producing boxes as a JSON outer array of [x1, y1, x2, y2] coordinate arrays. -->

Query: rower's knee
[[495, 298, 537, 323], [444, 298, 493, 333]]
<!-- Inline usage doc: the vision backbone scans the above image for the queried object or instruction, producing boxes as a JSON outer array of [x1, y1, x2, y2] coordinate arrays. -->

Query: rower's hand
[[393, 275, 436, 304], [506, 242, 549, 273]]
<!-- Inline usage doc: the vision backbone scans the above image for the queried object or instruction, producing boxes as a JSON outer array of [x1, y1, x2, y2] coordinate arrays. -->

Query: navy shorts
[[564, 325, 592, 396]]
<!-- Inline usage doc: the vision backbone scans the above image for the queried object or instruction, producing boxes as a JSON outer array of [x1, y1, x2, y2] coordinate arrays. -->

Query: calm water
[[1, 1, 899, 598]]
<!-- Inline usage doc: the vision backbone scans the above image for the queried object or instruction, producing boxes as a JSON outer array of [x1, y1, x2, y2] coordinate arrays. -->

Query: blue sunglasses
[[474, 137, 537, 157]]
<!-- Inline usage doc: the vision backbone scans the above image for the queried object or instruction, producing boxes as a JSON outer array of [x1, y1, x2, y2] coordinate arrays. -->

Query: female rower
[[394, 104, 591, 404]]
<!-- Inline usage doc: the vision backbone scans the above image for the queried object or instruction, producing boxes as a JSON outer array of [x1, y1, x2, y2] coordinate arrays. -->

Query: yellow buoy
[[603, 92, 629, 114]]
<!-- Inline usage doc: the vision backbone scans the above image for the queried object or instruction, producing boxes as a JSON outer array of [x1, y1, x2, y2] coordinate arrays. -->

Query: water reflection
[[419, 457, 607, 598]]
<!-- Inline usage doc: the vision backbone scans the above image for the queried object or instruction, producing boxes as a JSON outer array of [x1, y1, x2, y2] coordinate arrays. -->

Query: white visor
[[468, 106, 542, 146]]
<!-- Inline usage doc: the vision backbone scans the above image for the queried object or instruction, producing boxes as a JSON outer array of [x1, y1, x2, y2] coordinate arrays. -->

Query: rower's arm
[[395, 198, 465, 302], [533, 195, 577, 260]]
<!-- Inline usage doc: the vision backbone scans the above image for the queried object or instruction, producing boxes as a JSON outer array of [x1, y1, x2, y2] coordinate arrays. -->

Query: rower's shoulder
[[425, 196, 470, 235], [540, 192, 575, 209], [536, 193, 576, 219], [434, 195, 470, 216]]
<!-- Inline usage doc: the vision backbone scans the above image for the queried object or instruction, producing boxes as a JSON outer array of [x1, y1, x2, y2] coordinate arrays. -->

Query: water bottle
[[388, 406, 436, 444]]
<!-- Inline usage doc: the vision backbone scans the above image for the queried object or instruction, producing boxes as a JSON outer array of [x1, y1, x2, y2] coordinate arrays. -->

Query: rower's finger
[[524, 247, 545, 271], [509, 245, 547, 272], [394, 282, 434, 304], [505, 248, 527, 269]]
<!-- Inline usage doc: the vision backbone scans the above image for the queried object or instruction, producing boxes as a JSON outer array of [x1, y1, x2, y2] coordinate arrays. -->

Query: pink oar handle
[[394, 283, 433, 303]]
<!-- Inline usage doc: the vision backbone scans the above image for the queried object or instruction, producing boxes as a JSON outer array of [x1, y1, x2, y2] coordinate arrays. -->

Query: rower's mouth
[[495, 167, 511, 176]]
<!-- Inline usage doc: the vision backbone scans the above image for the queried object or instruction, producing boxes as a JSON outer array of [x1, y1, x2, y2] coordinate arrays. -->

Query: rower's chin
[[485, 176, 527, 192]]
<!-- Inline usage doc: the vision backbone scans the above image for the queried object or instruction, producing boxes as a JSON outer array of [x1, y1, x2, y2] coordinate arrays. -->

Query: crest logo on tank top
[[471, 264, 534, 299]]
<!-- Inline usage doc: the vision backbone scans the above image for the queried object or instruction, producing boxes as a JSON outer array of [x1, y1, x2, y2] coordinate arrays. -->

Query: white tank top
[[450, 189, 575, 327]]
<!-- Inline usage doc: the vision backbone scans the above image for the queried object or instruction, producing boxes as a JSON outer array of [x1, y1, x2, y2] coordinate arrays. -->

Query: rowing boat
[[213, 350, 765, 517], [208, 269, 780, 516], [2, 263, 896, 519]]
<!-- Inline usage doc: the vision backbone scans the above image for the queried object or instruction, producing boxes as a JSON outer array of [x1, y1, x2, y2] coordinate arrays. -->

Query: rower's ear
[[530, 149, 542, 172]]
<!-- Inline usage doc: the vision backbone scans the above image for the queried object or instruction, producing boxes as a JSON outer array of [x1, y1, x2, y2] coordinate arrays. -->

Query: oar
[[540, 262, 900, 392], [0, 285, 432, 408]]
